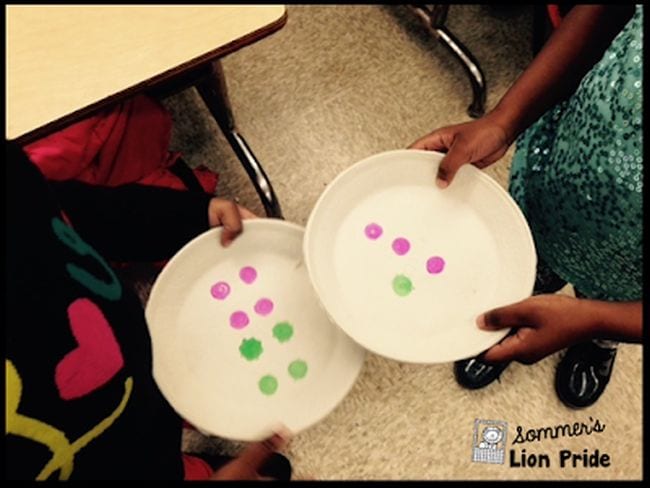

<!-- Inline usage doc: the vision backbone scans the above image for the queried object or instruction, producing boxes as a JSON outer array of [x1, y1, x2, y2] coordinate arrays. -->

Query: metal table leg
[[411, 5, 486, 118], [196, 60, 284, 218]]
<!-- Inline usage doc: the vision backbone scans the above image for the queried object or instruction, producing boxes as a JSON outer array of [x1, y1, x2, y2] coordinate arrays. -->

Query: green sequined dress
[[509, 5, 643, 301]]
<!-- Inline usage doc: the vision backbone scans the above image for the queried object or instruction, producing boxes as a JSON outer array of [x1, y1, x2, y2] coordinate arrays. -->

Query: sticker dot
[[230, 311, 250, 329], [288, 360, 308, 380], [259, 375, 278, 395], [273, 322, 294, 343], [210, 281, 230, 300], [239, 338, 263, 361], [254, 298, 274, 316], [364, 223, 383, 240], [426, 256, 446, 274], [240, 266, 257, 284], [392, 274, 413, 297], [392, 237, 411, 256]]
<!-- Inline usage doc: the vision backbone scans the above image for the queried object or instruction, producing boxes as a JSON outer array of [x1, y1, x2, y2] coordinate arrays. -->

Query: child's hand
[[207, 198, 258, 247], [477, 294, 598, 364], [209, 433, 288, 481], [408, 114, 513, 188]]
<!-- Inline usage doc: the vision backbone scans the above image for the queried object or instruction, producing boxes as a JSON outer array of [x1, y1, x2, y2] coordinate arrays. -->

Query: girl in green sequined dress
[[410, 5, 642, 408]]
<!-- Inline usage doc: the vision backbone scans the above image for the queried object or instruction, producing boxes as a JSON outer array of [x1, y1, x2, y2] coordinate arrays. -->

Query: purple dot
[[426, 256, 446, 274], [392, 237, 411, 256], [254, 298, 274, 316], [210, 281, 231, 300], [240, 266, 257, 284], [364, 223, 383, 240], [230, 311, 250, 329]]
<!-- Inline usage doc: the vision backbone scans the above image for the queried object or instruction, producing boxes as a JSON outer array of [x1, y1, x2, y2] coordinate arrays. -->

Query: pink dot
[[364, 223, 383, 240], [210, 281, 231, 300], [392, 237, 411, 256], [230, 311, 250, 329], [427, 256, 446, 274], [240, 266, 257, 284], [254, 298, 274, 316]]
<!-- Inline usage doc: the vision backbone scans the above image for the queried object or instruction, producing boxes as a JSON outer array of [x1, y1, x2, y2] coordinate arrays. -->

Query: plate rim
[[146, 219, 305, 322], [145, 218, 366, 441], [303, 148, 537, 364]]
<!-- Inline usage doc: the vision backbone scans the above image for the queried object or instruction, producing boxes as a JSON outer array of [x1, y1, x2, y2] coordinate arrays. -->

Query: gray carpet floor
[[158, 5, 642, 480]]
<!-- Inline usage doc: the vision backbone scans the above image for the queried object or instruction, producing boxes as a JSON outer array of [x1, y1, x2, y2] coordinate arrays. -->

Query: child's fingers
[[236, 434, 287, 474], [209, 199, 243, 247], [477, 299, 534, 331], [482, 330, 527, 363], [237, 204, 259, 220], [408, 129, 450, 151], [435, 137, 473, 188], [408, 128, 471, 189]]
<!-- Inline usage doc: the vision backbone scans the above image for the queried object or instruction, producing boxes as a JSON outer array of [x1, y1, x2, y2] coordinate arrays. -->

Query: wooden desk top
[[6, 5, 286, 141]]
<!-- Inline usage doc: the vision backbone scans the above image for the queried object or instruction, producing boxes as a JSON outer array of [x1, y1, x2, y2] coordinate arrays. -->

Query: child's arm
[[410, 5, 636, 187], [476, 294, 642, 364], [50, 179, 254, 262], [209, 433, 290, 480], [489, 5, 635, 141]]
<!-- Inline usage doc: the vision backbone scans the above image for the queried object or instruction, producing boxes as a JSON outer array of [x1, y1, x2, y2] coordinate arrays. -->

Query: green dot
[[239, 338, 263, 361], [273, 321, 294, 343], [288, 360, 308, 380], [392, 274, 413, 297], [259, 375, 278, 395]]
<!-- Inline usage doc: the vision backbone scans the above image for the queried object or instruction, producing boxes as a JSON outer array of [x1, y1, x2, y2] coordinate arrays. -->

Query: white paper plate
[[304, 149, 537, 364], [145, 220, 366, 441]]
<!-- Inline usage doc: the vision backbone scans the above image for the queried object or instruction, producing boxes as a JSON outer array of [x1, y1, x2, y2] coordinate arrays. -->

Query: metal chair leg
[[412, 5, 487, 118], [432, 24, 486, 118], [196, 60, 284, 218]]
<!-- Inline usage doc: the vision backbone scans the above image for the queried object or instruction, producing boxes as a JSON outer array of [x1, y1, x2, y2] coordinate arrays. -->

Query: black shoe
[[454, 356, 510, 390], [555, 341, 617, 409]]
